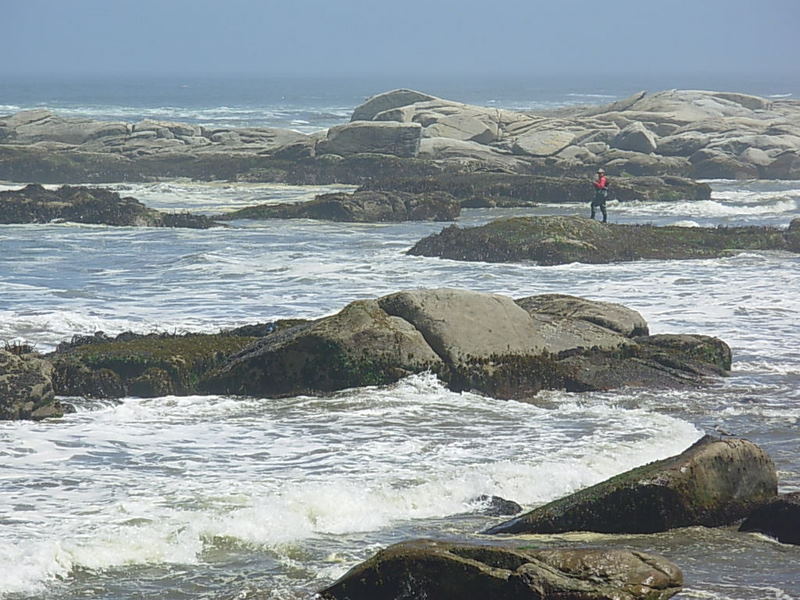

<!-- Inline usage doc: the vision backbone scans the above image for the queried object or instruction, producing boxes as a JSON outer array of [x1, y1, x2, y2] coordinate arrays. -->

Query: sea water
[[1, 78, 799, 599]]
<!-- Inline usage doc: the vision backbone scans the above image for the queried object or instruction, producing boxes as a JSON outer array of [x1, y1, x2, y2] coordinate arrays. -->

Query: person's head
[[597, 168, 605, 175]]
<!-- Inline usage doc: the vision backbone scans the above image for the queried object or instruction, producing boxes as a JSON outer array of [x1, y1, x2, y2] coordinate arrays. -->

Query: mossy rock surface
[[485, 435, 777, 535], [50, 332, 258, 398], [408, 215, 797, 265], [318, 539, 683, 600]]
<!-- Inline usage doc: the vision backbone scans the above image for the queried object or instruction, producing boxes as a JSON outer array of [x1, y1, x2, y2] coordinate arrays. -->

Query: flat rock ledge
[[409, 216, 800, 266], [0, 184, 218, 228], [739, 491, 800, 545], [51, 289, 731, 401], [218, 189, 460, 222], [317, 539, 683, 600], [485, 435, 777, 535]]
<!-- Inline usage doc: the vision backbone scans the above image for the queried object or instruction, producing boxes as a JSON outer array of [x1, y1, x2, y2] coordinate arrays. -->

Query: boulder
[[472, 495, 523, 516], [612, 122, 658, 153], [739, 492, 800, 545], [203, 299, 444, 396], [408, 215, 798, 266], [351, 89, 438, 122], [218, 190, 460, 222], [0, 349, 64, 420], [317, 121, 422, 157], [655, 132, 709, 157], [764, 151, 800, 179], [512, 129, 576, 157], [318, 539, 683, 600], [204, 288, 731, 399], [423, 113, 499, 144], [485, 436, 777, 535], [515, 294, 648, 337]]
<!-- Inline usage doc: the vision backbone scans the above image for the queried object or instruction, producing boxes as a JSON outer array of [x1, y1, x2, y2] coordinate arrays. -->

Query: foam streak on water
[[1, 179, 800, 599]]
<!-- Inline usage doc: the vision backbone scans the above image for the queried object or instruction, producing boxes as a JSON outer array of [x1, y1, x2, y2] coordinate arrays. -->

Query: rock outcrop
[[0, 184, 219, 228], [202, 289, 729, 400], [739, 492, 800, 545], [318, 539, 683, 600], [408, 216, 800, 266], [485, 436, 777, 535], [49, 290, 730, 400], [2, 87, 798, 182], [218, 190, 460, 222], [0, 349, 67, 420]]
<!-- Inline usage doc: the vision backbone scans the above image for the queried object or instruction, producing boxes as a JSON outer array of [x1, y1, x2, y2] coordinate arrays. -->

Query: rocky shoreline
[[2, 88, 799, 184]]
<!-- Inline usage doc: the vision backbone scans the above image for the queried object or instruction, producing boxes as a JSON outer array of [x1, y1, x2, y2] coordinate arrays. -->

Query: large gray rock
[[203, 288, 731, 399], [486, 436, 777, 535], [0, 349, 63, 420], [512, 129, 576, 156], [612, 121, 658, 153], [319, 539, 683, 600], [317, 121, 422, 157], [351, 89, 438, 122]]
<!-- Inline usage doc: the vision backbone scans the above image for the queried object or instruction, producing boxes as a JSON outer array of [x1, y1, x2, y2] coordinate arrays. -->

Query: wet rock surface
[[0, 184, 219, 228], [0, 349, 68, 420], [318, 539, 683, 600], [485, 435, 777, 535], [739, 491, 800, 545], [408, 215, 799, 265], [219, 189, 460, 222]]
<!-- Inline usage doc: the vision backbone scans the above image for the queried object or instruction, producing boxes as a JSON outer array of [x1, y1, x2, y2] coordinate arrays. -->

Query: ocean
[[1, 77, 799, 600]]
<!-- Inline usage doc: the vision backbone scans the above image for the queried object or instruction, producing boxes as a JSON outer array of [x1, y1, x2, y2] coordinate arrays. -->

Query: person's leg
[[590, 202, 597, 219], [601, 202, 607, 223]]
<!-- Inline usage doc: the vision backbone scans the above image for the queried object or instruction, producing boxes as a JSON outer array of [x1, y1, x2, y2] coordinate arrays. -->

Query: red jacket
[[593, 175, 608, 190]]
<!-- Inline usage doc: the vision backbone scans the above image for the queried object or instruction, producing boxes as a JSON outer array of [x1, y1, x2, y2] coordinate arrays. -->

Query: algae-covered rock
[[318, 539, 683, 600], [0, 184, 219, 228], [485, 436, 777, 535], [408, 215, 798, 266], [50, 332, 259, 398], [739, 491, 800, 545], [0, 349, 67, 420], [205, 289, 730, 399], [219, 190, 460, 222], [203, 299, 444, 397]]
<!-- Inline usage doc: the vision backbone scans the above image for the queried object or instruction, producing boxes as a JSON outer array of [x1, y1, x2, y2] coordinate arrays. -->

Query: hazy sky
[[4, 0, 798, 80]]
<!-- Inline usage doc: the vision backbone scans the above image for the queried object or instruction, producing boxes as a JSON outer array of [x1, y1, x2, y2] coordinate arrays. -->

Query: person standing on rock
[[591, 168, 609, 223]]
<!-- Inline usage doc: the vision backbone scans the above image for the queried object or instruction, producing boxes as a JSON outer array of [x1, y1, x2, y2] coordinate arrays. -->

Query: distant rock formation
[[0, 184, 219, 228], [408, 215, 800, 265], [2, 88, 798, 182], [219, 189, 460, 222]]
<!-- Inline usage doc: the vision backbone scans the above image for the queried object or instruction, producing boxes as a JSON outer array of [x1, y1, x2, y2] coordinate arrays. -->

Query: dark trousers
[[591, 190, 608, 222]]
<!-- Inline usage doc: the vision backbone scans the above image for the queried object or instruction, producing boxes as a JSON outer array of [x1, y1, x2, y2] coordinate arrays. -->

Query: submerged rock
[[0, 349, 68, 420], [0, 184, 219, 228], [219, 189, 460, 222], [408, 215, 799, 266], [739, 492, 800, 545], [485, 435, 777, 535], [318, 539, 683, 600]]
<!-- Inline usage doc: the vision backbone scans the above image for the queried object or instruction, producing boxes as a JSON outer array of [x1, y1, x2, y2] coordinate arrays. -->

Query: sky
[[3, 0, 799, 82]]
